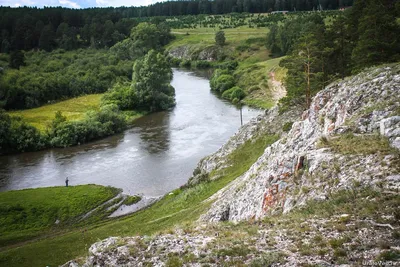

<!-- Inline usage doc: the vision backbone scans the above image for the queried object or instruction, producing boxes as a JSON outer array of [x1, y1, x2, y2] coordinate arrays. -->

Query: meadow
[[8, 94, 102, 132]]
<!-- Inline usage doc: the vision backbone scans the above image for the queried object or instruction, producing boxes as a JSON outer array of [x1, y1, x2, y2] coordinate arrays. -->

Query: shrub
[[222, 86, 246, 102], [192, 60, 211, 69], [179, 59, 191, 68], [49, 105, 127, 148], [211, 74, 235, 93], [282, 121, 293, 132], [215, 30, 226, 46]]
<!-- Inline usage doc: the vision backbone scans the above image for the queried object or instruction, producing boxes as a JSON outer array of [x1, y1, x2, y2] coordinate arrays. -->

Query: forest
[[0, 0, 355, 53]]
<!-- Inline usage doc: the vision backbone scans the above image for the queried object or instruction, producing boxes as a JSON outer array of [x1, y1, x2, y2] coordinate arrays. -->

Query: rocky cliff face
[[62, 64, 400, 267], [201, 64, 400, 222]]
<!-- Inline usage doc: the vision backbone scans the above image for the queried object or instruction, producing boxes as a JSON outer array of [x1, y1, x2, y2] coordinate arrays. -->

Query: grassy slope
[[0, 185, 120, 248], [0, 134, 278, 267], [8, 94, 102, 131], [168, 27, 287, 109]]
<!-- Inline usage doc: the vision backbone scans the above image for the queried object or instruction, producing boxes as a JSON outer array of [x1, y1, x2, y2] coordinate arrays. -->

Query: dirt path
[[269, 71, 286, 103]]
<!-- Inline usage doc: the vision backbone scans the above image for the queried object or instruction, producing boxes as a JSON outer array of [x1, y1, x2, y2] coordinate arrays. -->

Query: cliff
[[62, 64, 400, 266]]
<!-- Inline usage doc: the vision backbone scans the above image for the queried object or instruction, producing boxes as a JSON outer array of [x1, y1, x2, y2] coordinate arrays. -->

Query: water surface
[[0, 69, 262, 197]]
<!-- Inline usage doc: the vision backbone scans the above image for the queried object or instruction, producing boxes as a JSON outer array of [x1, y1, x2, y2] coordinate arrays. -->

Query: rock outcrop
[[61, 64, 400, 267], [201, 64, 400, 222]]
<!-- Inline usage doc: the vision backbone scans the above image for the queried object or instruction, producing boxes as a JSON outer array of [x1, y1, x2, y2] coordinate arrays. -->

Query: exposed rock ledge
[[202, 64, 400, 222], [61, 64, 400, 267]]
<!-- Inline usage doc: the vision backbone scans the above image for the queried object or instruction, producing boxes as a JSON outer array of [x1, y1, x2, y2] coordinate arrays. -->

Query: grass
[[0, 134, 278, 267], [168, 27, 269, 49], [235, 57, 286, 109], [8, 94, 102, 131], [123, 195, 142, 206], [167, 26, 287, 109], [0, 185, 120, 248], [318, 133, 397, 155]]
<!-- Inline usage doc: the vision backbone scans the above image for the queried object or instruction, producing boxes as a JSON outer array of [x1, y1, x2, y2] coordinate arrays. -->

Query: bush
[[212, 74, 235, 93], [102, 82, 137, 110], [49, 105, 127, 148], [222, 86, 246, 102], [215, 30, 226, 46], [191, 60, 211, 69], [216, 60, 238, 71], [0, 111, 47, 153], [179, 59, 191, 68]]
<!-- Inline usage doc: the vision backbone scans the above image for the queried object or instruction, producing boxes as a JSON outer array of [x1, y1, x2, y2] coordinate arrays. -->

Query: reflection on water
[[132, 111, 171, 154], [0, 69, 263, 197]]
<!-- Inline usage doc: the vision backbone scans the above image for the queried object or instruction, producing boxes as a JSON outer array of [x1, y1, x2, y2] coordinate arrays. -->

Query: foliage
[[0, 110, 47, 154], [282, 121, 293, 132], [102, 82, 137, 110], [272, 0, 400, 111], [110, 22, 172, 60], [48, 104, 127, 148], [215, 31, 226, 46], [8, 94, 101, 132], [8, 50, 25, 69], [221, 86, 246, 102], [0, 49, 132, 109], [351, 0, 400, 71], [211, 74, 235, 93], [133, 50, 175, 112]]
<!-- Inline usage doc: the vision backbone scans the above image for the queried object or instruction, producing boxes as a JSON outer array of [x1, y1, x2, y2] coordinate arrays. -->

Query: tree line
[[0, 0, 353, 53], [267, 0, 400, 110]]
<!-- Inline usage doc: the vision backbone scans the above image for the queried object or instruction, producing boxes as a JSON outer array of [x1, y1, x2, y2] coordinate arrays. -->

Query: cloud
[[59, 0, 80, 8], [0, 0, 35, 7]]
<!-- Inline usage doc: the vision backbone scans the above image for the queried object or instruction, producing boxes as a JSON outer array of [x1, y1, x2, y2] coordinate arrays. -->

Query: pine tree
[[351, 0, 400, 70]]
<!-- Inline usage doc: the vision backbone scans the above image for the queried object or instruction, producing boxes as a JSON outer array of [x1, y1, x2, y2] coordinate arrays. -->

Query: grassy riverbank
[[0, 185, 120, 248], [167, 26, 287, 109], [0, 134, 278, 267], [8, 94, 102, 131], [7, 94, 144, 132]]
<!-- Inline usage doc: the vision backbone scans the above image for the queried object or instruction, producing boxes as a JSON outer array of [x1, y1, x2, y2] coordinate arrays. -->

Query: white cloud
[[59, 0, 80, 8], [0, 0, 35, 7]]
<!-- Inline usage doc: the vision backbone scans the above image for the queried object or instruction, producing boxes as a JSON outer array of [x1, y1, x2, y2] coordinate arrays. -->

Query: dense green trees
[[0, 49, 132, 109], [133, 50, 175, 111], [110, 22, 172, 60], [0, 109, 46, 153], [0, 1, 352, 53], [269, 0, 400, 110], [104, 50, 175, 112], [0, 104, 128, 153]]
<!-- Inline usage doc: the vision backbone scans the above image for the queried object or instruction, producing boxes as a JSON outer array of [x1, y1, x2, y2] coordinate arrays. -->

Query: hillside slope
[[62, 64, 400, 266]]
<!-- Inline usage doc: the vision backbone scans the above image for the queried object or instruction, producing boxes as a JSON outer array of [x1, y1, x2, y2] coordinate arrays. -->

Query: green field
[[0, 185, 120, 248], [0, 134, 278, 267], [8, 94, 102, 131]]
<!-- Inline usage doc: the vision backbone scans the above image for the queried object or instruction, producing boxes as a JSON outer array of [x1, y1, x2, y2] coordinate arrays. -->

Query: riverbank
[[0, 127, 279, 266], [0, 185, 121, 248], [166, 27, 287, 109]]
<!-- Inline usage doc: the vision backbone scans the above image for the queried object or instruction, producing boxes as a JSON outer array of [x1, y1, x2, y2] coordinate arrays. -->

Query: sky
[[0, 0, 164, 9]]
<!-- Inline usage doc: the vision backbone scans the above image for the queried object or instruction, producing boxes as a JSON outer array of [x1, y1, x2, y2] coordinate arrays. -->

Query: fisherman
[[65, 177, 69, 187]]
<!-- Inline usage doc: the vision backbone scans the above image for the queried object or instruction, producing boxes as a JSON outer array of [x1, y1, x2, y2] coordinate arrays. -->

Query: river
[[0, 69, 262, 197]]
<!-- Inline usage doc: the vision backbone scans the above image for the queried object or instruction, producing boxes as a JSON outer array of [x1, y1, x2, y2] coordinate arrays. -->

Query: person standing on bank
[[65, 177, 69, 187]]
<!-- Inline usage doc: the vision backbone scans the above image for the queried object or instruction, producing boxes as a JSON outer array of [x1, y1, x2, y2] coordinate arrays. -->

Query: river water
[[0, 69, 262, 197]]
